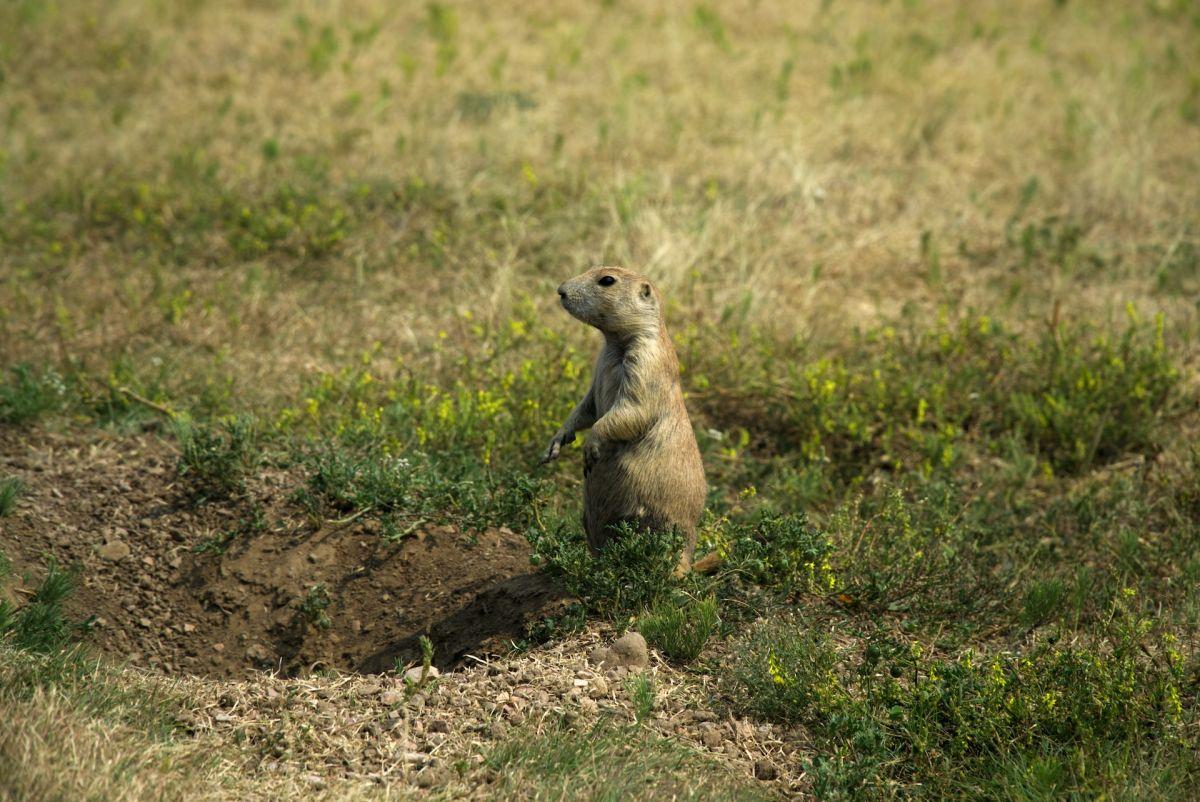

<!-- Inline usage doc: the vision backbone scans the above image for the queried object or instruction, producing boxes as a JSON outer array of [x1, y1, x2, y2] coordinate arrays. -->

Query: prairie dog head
[[556, 266, 662, 338]]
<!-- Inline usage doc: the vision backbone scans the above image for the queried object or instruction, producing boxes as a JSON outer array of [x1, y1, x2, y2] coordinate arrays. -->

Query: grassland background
[[1, 0, 1199, 799]]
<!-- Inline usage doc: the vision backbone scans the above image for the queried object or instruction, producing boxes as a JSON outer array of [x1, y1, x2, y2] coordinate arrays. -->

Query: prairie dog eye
[[597, 275, 616, 286]]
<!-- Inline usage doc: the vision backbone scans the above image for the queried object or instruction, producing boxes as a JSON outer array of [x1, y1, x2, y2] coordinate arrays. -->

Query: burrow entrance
[[0, 428, 569, 677]]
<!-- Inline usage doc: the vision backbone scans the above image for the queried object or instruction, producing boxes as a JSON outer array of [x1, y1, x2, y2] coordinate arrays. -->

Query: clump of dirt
[[0, 427, 568, 678]]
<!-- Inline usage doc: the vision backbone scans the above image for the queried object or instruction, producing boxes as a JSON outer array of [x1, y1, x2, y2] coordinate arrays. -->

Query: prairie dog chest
[[592, 351, 626, 416]]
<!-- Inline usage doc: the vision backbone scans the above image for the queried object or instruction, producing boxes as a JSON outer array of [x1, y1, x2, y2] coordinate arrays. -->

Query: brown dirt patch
[[0, 426, 568, 678]]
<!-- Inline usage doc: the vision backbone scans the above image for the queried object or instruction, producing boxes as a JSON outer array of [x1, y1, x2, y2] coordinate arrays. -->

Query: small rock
[[404, 665, 440, 685], [402, 751, 431, 765], [754, 760, 778, 781], [700, 727, 722, 749], [588, 676, 609, 698], [182, 622, 195, 634], [414, 769, 442, 788], [98, 540, 131, 562], [428, 719, 450, 734], [588, 645, 610, 666], [380, 690, 401, 706], [605, 632, 649, 669]]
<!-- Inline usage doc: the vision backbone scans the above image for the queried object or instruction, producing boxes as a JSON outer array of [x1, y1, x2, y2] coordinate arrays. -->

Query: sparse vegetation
[[173, 415, 257, 503], [1, 0, 1197, 797], [0, 365, 66, 425], [297, 584, 332, 630]]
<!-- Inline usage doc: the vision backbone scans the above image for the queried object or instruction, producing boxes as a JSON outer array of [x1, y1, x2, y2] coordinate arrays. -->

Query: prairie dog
[[541, 266, 707, 572]]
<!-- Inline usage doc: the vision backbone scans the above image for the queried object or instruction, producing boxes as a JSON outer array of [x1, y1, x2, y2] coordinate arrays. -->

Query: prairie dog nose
[[557, 285, 567, 299]]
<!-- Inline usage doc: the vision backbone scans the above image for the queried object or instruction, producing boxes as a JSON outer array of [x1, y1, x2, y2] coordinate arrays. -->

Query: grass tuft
[[638, 595, 719, 663], [0, 477, 22, 517]]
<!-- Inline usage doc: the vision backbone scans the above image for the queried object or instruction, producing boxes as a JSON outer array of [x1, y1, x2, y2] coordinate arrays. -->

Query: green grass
[[0, 557, 87, 654], [528, 521, 685, 619], [484, 719, 766, 802]]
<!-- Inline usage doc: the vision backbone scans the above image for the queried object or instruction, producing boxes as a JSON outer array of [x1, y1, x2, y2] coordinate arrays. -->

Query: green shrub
[[528, 521, 684, 618], [638, 595, 718, 662], [725, 606, 1197, 798], [1006, 311, 1178, 473], [725, 619, 848, 725], [711, 512, 837, 593], [833, 485, 981, 616], [688, 313, 1180, 498], [297, 584, 332, 629]]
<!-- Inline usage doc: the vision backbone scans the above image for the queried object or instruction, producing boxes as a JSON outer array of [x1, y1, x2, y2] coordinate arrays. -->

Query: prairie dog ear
[[640, 282, 653, 300]]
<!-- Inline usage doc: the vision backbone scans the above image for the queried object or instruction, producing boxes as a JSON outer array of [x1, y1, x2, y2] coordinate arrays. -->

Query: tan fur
[[541, 266, 707, 572]]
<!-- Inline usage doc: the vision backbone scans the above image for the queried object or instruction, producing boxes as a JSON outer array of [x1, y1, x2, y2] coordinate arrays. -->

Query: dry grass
[[2, 0, 1197, 406], [1, 630, 776, 801]]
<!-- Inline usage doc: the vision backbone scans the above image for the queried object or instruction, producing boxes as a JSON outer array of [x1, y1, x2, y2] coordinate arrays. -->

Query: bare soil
[[0, 426, 568, 678]]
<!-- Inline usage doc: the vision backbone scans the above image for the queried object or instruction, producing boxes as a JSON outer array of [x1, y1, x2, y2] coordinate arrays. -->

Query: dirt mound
[[0, 427, 568, 677]]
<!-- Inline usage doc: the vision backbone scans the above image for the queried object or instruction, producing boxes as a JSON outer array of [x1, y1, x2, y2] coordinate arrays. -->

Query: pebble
[[97, 540, 131, 562], [754, 760, 778, 781]]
